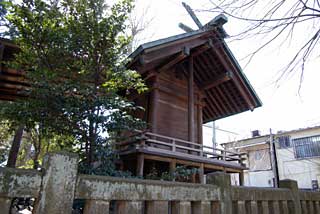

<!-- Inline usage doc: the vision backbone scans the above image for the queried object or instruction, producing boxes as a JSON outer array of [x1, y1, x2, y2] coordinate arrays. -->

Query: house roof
[[222, 125, 320, 147], [128, 27, 262, 122]]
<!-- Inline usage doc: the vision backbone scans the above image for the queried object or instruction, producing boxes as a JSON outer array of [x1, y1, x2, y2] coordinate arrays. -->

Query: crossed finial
[[179, 2, 228, 35]]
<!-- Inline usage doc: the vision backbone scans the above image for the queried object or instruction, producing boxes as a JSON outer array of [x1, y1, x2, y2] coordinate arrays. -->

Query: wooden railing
[[117, 131, 246, 165], [1, 152, 320, 214]]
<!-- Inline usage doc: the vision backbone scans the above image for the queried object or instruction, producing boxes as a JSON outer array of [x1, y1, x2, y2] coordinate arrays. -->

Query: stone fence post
[[33, 152, 79, 214], [279, 179, 302, 214], [206, 172, 232, 214]]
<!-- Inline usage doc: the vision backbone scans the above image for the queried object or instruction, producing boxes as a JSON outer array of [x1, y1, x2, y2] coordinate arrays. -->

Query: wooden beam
[[178, 23, 194, 33], [191, 43, 211, 57], [200, 71, 233, 90], [220, 83, 242, 112], [156, 48, 190, 73], [2, 67, 25, 75], [205, 91, 224, 116], [0, 82, 26, 90], [215, 86, 233, 113], [209, 47, 255, 110], [188, 56, 195, 142], [182, 2, 203, 28], [176, 159, 201, 167], [0, 94, 15, 101], [203, 163, 224, 171], [0, 74, 26, 84], [144, 154, 172, 163], [142, 37, 208, 64]]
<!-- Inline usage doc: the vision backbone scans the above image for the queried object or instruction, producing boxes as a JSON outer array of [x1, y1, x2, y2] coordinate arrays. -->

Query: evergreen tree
[[0, 0, 146, 174]]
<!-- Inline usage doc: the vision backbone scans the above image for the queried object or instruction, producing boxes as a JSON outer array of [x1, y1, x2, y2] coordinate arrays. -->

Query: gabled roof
[[128, 27, 262, 122]]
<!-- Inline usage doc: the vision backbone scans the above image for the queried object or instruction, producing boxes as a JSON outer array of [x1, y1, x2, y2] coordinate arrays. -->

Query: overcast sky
[[134, 0, 320, 143]]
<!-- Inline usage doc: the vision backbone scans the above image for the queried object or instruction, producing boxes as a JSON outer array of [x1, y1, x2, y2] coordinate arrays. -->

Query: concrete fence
[[0, 152, 320, 214]]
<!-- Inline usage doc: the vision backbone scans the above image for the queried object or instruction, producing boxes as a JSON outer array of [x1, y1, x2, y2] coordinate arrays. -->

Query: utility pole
[[212, 121, 216, 150], [269, 129, 279, 187]]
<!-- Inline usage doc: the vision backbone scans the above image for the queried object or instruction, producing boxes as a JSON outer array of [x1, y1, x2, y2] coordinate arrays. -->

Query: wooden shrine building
[[0, 11, 262, 184], [117, 14, 262, 183]]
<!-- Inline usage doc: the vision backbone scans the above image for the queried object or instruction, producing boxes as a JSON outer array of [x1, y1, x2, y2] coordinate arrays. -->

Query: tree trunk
[[6, 124, 24, 168]]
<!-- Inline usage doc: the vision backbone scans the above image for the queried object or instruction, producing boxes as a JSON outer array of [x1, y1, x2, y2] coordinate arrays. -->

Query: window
[[293, 135, 320, 159], [312, 180, 319, 190], [278, 135, 291, 148], [248, 149, 271, 171]]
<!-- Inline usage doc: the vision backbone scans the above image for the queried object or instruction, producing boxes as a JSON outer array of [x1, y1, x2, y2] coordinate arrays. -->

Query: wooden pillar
[[136, 154, 144, 177], [197, 101, 203, 146], [150, 76, 159, 134], [191, 173, 196, 183], [170, 159, 176, 181], [199, 163, 204, 184], [188, 56, 194, 142], [239, 171, 244, 186]]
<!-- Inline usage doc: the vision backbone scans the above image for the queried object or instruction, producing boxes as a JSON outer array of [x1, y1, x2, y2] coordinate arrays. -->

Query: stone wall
[[0, 152, 320, 214]]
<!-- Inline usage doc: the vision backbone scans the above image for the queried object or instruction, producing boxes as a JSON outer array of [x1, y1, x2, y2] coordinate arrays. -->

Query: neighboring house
[[222, 126, 320, 190], [276, 126, 320, 190], [222, 132, 276, 187]]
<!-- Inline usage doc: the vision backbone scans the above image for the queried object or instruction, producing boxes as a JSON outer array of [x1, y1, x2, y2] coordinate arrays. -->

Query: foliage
[[0, 0, 146, 174], [0, 0, 5, 22], [146, 166, 199, 182], [0, 120, 13, 164]]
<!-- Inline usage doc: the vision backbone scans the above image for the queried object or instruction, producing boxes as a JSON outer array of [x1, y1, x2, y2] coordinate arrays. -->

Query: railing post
[[84, 200, 110, 214], [146, 201, 169, 214], [206, 172, 232, 214], [116, 201, 144, 214], [279, 179, 302, 214], [0, 197, 11, 213], [33, 152, 79, 214], [192, 201, 211, 214], [172, 139, 176, 152], [172, 201, 191, 214]]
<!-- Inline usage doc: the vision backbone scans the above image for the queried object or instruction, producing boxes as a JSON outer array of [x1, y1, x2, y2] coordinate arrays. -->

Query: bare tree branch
[[128, 0, 155, 53], [198, 0, 320, 87]]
